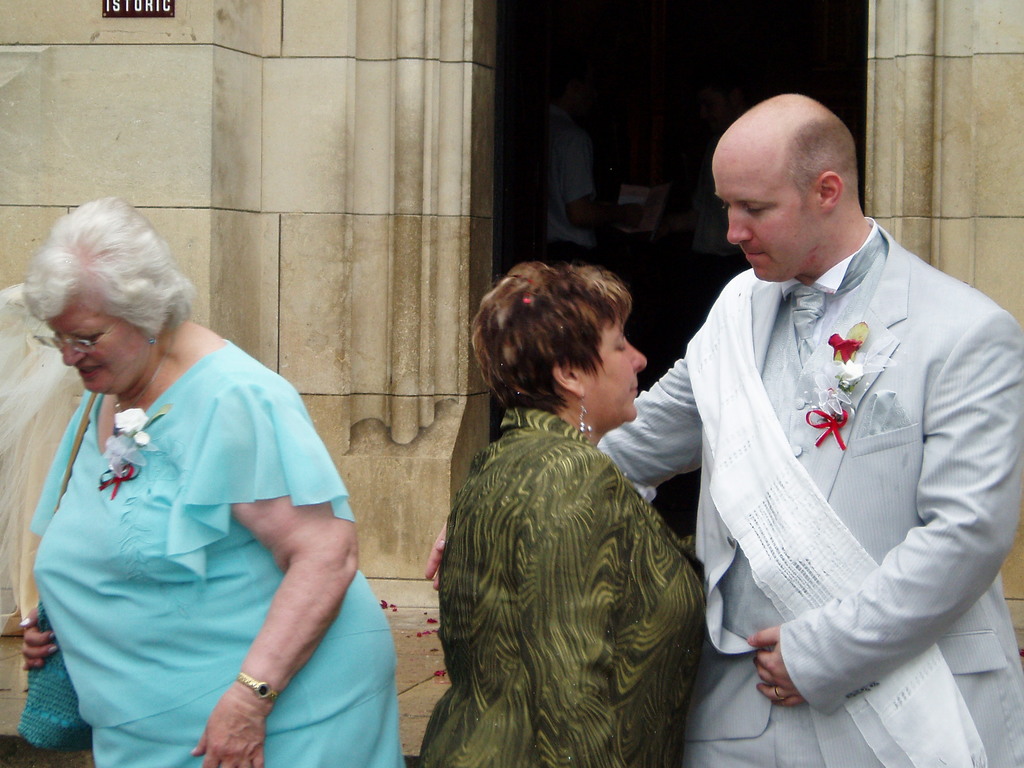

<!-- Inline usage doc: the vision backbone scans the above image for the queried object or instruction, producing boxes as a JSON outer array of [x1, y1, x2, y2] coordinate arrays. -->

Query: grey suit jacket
[[600, 228, 1024, 765]]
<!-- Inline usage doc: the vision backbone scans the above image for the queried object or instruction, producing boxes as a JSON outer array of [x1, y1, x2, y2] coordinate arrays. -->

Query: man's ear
[[815, 170, 844, 211], [552, 362, 585, 400]]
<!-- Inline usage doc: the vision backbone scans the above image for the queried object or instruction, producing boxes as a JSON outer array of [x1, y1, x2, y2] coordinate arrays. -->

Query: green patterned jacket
[[419, 408, 704, 768]]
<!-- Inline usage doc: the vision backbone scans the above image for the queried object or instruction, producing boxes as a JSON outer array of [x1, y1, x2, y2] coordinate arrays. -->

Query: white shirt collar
[[781, 219, 879, 298]]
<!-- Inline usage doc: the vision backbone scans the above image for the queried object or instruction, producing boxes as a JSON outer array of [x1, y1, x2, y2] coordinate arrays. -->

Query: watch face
[[257, 683, 270, 697]]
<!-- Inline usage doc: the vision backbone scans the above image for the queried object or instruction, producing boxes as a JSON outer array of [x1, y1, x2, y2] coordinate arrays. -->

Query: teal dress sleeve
[[35, 344, 353, 580], [162, 352, 353, 578]]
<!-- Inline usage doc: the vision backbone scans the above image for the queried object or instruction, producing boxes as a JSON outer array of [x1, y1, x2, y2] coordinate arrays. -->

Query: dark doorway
[[493, 0, 868, 535]]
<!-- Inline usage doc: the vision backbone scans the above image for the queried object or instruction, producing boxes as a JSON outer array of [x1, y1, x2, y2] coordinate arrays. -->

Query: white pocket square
[[858, 390, 912, 437]]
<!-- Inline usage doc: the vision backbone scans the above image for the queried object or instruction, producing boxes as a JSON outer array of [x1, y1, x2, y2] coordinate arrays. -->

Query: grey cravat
[[790, 284, 826, 363]]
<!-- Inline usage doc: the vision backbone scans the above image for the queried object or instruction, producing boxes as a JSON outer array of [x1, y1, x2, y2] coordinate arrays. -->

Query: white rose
[[114, 408, 149, 434], [133, 431, 151, 447], [838, 360, 864, 385]]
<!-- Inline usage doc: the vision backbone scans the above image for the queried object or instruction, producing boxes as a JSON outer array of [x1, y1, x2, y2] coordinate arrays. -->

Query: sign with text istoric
[[103, 0, 174, 17]]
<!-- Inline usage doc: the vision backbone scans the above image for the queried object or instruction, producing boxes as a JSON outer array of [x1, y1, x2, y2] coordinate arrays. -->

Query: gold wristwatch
[[236, 671, 280, 701]]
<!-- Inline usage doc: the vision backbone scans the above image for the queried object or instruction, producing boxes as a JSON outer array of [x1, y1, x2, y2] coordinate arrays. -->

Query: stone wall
[[1, 0, 1022, 620], [0, 0, 495, 606]]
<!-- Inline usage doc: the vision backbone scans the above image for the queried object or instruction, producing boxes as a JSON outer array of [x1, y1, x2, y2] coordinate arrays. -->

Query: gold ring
[[774, 685, 785, 701]]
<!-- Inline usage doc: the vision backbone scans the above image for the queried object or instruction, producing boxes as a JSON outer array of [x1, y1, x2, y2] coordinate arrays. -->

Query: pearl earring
[[578, 397, 593, 436]]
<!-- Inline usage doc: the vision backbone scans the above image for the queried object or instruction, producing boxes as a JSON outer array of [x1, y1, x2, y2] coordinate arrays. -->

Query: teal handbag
[[17, 602, 92, 751]]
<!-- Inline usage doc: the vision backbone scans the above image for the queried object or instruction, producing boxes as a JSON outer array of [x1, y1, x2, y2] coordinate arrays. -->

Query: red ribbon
[[806, 409, 849, 450], [99, 464, 137, 499]]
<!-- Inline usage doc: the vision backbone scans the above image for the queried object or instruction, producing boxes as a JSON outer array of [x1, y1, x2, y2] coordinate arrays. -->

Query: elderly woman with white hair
[[20, 198, 403, 768]]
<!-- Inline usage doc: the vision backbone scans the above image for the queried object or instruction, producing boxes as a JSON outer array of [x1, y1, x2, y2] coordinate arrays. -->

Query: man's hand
[[424, 525, 447, 590], [748, 626, 806, 706]]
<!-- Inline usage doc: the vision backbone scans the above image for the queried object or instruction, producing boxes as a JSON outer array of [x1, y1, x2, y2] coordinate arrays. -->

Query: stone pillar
[[0, 0, 495, 608], [262, 1, 494, 606], [866, 0, 1024, 631]]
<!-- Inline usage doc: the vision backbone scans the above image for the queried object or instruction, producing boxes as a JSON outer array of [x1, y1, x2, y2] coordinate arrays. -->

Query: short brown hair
[[788, 109, 858, 193], [473, 261, 632, 412]]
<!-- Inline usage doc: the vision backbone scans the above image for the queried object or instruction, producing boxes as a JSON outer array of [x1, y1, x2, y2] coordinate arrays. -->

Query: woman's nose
[[60, 344, 86, 365], [630, 344, 647, 372]]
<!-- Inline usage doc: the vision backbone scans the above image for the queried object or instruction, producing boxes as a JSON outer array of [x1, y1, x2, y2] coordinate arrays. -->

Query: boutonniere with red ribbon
[[806, 322, 870, 450], [99, 404, 172, 498]]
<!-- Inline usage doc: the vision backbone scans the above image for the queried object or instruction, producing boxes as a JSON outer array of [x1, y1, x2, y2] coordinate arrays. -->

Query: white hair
[[23, 197, 195, 337]]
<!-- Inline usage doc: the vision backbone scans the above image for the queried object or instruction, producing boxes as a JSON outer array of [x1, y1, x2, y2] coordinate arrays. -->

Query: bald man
[[600, 94, 1024, 767]]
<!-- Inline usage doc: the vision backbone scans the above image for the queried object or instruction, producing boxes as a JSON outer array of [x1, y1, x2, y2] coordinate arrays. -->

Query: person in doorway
[[546, 48, 642, 261], [658, 67, 751, 338]]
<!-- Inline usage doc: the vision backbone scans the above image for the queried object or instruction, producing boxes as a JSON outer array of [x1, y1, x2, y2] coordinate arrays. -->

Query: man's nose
[[726, 211, 748, 245]]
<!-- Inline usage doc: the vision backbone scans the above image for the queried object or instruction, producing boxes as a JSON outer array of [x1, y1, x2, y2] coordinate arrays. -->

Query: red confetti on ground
[[417, 629, 439, 637], [426, 617, 438, 624], [379, 600, 398, 611], [433, 669, 447, 677], [1019, 648, 1024, 658]]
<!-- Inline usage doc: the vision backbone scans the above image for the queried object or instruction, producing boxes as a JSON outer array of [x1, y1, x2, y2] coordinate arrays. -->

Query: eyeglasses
[[34, 324, 117, 354]]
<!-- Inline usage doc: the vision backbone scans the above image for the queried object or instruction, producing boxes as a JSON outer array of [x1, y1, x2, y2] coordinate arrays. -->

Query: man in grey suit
[[600, 94, 1024, 766]]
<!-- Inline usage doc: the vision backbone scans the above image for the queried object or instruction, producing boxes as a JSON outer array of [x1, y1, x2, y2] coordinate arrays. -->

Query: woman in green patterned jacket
[[419, 262, 704, 768]]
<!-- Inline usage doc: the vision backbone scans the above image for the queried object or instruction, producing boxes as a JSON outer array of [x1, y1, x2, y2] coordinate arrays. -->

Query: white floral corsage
[[805, 322, 883, 450], [99, 404, 171, 498]]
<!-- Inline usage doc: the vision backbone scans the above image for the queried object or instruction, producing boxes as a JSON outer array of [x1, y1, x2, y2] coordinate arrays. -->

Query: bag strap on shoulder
[[55, 392, 98, 513]]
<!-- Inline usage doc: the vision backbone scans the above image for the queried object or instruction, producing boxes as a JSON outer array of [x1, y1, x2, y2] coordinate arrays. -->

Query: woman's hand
[[424, 525, 447, 590], [193, 497, 355, 766], [192, 684, 273, 768], [20, 608, 57, 671]]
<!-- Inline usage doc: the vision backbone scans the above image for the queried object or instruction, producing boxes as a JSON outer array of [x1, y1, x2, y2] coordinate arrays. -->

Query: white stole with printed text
[[688, 272, 985, 768]]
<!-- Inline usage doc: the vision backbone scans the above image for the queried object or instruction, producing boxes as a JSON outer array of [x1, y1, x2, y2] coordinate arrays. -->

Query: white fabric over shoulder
[[687, 273, 986, 768], [0, 285, 80, 630]]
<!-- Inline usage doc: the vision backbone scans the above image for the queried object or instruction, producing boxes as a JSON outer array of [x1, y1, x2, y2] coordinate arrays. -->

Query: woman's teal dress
[[31, 342, 403, 768]]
